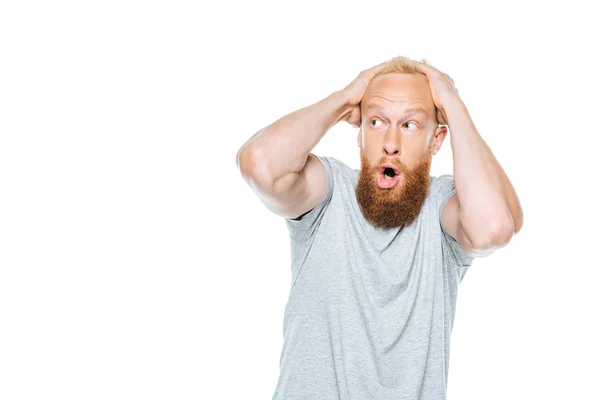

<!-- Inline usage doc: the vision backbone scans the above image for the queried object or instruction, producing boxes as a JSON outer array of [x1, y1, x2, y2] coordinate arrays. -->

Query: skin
[[355, 72, 449, 229]]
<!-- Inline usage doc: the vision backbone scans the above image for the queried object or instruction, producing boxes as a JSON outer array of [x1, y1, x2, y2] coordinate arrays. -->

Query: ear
[[431, 125, 448, 155]]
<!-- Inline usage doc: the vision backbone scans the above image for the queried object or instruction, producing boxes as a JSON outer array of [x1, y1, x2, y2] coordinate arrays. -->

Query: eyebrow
[[365, 103, 429, 118]]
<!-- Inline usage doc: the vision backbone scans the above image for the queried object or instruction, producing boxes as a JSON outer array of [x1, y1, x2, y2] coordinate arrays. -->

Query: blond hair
[[372, 55, 431, 79]]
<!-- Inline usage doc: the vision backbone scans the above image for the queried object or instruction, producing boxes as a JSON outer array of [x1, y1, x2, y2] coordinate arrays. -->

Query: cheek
[[423, 138, 431, 152], [363, 134, 387, 157]]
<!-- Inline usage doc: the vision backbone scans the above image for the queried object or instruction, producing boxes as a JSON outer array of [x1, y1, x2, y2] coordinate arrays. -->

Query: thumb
[[346, 105, 362, 128], [436, 108, 447, 126]]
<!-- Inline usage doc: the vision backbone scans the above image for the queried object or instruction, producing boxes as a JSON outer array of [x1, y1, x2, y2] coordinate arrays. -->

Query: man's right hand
[[339, 61, 389, 128]]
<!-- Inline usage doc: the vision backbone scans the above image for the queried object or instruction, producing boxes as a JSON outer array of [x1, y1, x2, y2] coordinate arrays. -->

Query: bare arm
[[236, 62, 388, 219], [236, 90, 352, 189]]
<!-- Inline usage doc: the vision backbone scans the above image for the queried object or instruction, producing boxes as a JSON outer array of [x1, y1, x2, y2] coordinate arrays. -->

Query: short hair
[[372, 55, 431, 79]]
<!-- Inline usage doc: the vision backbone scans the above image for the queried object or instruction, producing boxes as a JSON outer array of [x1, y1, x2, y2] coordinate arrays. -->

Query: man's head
[[355, 56, 449, 229]]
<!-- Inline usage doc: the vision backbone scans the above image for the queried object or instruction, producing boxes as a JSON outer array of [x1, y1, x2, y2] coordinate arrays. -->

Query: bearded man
[[236, 56, 523, 400]]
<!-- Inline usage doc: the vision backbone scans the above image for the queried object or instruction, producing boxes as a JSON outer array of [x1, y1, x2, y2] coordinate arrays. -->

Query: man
[[236, 56, 523, 400]]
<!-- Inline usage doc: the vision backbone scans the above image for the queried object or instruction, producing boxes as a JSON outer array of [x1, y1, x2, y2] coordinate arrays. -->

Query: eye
[[403, 122, 418, 130], [370, 119, 383, 128]]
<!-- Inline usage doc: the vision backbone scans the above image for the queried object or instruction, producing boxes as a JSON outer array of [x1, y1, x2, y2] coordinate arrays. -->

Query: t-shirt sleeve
[[436, 175, 475, 271], [284, 153, 334, 242]]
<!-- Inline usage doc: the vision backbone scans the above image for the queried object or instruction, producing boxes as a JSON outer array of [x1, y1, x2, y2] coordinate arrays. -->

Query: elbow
[[513, 207, 524, 235], [470, 218, 515, 251], [237, 146, 275, 190], [237, 146, 260, 177]]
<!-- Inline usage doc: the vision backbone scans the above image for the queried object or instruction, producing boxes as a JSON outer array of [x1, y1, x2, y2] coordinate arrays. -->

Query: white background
[[1, 1, 598, 399]]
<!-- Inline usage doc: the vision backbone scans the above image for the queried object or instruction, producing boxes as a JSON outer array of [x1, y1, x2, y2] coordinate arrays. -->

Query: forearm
[[446, 99, 522, 243], [237, 90, 352, 182]]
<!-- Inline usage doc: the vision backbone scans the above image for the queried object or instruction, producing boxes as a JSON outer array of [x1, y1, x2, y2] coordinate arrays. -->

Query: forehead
[[367, 72, 430, 95], [362, 72, 434, 115]]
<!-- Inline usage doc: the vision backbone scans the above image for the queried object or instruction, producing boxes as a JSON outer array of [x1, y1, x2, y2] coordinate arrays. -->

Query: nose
[[382, 127, 401, 156]]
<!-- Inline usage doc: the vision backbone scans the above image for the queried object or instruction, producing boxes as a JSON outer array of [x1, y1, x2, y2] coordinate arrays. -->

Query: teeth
[[384, 174, 392, 180]]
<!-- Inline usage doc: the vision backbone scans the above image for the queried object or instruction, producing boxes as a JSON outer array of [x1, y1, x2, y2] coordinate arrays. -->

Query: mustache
[[375, 161, 406, 174]]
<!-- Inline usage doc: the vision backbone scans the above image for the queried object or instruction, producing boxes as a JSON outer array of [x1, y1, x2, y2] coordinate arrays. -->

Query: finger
[[437, 109, 448, 126], [415, 60, 443, 77], [414, 60, 435, 76]]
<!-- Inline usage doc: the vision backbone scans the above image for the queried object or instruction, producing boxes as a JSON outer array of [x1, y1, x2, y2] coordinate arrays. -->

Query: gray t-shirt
[[273, 153, 474, 400]]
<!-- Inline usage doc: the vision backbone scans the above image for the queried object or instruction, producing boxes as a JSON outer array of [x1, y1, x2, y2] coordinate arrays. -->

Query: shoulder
[[311, 154, 355, 184], [429, 174, 461, 234], [313, 154, 350, 172], [430, 174, 454, 191]]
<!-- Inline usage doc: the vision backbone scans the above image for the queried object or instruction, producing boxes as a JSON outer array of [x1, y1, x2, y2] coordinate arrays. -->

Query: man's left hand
[[414, 60, 461, 126]]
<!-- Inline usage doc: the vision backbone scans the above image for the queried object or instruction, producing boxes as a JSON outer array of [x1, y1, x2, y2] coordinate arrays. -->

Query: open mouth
[[377, 164, 401, 189], [378, 163, 400, 178], [383, 167, 397, 179]]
